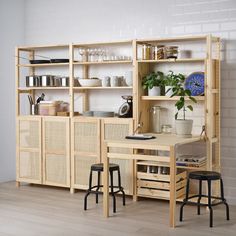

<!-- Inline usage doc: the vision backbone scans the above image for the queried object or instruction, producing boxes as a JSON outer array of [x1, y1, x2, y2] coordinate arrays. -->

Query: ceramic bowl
[[78, 78, 101, 87]]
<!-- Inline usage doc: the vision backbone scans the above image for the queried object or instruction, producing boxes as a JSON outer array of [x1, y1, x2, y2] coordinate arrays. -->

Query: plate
[[185, 72, 204, 96]]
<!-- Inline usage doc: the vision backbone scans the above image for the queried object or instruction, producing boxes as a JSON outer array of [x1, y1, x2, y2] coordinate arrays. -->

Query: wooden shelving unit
[[15, 35, 221, 200]]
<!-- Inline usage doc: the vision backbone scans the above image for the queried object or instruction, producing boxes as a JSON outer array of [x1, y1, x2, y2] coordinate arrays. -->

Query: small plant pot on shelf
[[165, 86, 174, 97], [148, 86, 161, 96], [175, 119, 193, 138]]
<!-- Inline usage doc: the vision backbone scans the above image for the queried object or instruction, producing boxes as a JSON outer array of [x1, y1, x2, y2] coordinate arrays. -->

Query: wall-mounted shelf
[[141, 96, 205, 101], [73, 86, 132, 90], [17, 63, 69, 67], [73, 60, 132, 65], [137, 58, 205, 63]]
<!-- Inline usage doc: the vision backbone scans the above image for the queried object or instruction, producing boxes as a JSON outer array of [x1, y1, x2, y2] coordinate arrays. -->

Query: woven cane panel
[[19, 151, 40, 180], [45, 121, 66, 152], [75, 155, 98, 188], [45, 154, 67, 185], [104, 123, 132, 193], [19, 120, 39, 148], [74, 122, 98, 153]]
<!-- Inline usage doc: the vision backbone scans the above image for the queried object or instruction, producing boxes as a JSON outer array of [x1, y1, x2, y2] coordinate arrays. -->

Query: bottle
[[150, 106, 162, 133]]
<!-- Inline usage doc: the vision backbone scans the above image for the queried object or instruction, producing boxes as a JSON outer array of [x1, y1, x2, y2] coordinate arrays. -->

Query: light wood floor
[[0, 182, 235, 236]]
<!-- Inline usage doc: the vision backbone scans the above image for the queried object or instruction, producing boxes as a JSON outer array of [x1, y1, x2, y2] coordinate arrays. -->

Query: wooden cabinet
[[101, 118, 134, 195], [17, 116, 70, 187], [71, 117, 100, 190], [17, 116, 42, 184], [43, 117, 70, 187]]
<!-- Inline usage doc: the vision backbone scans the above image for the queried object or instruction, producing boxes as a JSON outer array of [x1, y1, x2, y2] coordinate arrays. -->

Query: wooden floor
[[0, 182, 235, 236]]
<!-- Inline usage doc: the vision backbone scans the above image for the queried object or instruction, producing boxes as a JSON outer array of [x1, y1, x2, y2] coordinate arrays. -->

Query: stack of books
[[176, 155, 206, 168]]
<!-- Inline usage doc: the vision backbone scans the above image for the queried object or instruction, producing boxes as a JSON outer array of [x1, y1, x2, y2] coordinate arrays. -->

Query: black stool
[[180, 171, 230, 227], [84, 163, 125, 213]]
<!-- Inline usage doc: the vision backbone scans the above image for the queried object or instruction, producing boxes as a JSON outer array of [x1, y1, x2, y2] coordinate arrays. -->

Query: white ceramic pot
[[148, 86, 161, 96], [165, 86, 174, 97], [175, 119, 193, 137]]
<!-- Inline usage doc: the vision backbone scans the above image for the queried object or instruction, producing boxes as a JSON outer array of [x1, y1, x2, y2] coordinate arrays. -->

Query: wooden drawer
[[137, 171, 187, 199]]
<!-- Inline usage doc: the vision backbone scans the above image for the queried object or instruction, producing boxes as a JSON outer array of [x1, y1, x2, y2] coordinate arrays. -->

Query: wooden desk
[[102, 134, 202, 227]]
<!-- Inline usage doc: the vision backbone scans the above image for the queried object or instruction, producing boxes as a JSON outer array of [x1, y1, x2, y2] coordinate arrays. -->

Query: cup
[[31, 104, 38, 115], [125, 71, 133, 86], [102, 76, 111, 87], [110, 76, 120, 87]]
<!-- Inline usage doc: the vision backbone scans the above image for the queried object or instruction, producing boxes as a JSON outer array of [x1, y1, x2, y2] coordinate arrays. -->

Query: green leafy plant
[[142, 71, 164, 90], [169, 73, 197, 120], [163, 71, 185, 94]]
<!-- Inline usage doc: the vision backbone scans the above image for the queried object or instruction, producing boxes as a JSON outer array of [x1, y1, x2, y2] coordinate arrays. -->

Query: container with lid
[[150, 106, 162, 133]]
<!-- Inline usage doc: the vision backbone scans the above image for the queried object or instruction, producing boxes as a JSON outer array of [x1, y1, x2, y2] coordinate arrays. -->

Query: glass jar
[[162, 124, 172, 134], [142, 44, 151, 60], [150, 106, 162, 133], [165, 46, 178, 59]]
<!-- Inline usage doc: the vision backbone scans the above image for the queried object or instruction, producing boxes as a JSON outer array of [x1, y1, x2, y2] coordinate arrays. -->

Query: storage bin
[[39, 101, 61, 116], [137, 170, 187, 200]]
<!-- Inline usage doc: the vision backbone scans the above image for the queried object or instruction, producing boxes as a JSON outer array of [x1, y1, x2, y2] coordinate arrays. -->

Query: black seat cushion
[[189, 171, 221, 181], [91, 163, 119, 172]]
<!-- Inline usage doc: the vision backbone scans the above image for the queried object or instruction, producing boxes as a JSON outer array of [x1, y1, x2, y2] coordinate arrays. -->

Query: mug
[[102, 76, 111, 87], [110, 76, 120, 87]]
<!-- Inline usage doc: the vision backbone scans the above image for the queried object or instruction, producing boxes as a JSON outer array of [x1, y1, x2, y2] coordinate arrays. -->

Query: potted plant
[[164, 71, 185, 97], [142, 71, 164, 96], [171, 78, 197, 137]]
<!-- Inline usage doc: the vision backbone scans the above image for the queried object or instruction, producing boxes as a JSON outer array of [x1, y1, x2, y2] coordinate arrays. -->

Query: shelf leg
[[70, 188, 75, 194], [16, 181, 20, 187]]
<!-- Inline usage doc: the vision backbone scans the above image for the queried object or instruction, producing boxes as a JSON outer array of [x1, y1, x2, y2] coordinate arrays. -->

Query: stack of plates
[[83, 111, 115, 117]]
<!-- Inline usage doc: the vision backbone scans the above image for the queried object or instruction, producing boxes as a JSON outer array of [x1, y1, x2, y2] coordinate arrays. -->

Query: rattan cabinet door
[[71, 118, 100, 189], [43, 117, 70, 187], [17, 117, 42, 184], [101, 118, 134, 195]]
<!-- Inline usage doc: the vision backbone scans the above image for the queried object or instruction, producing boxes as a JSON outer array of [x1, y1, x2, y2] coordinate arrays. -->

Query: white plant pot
[[175, 119, 193, 138], [148, 86, 161, 96], [165, 86, 174, 97]]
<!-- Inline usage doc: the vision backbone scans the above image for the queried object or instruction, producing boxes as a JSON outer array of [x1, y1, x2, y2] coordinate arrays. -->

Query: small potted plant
[[171, 78, 197, 137], [142, 71, 164, 96], [164, 71, 185, 97]]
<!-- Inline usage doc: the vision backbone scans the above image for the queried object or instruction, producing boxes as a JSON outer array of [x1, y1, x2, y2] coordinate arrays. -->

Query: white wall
[[0, 0, 25, 182], [1, 0, 236, 204]]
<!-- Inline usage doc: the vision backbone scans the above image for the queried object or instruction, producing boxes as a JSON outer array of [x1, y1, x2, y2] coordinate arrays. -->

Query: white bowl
[[78, 79, 101, 87]]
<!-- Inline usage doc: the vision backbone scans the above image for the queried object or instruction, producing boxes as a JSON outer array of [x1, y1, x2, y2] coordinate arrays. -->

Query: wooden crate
[[137, 171, 187, 200]]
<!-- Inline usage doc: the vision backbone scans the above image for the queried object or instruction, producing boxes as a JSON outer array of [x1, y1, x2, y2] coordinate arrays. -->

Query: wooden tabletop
[[105, 134, 202, 150]]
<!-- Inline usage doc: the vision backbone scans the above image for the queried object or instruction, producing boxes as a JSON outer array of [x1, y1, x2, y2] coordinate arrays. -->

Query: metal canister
[[26, 76, 38, 87], [150, 106, 162, 133]]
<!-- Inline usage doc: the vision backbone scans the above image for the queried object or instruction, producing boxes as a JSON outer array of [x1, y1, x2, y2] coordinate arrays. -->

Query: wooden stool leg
[[197, 180, 202, 215], [207, 180, 213, 227]]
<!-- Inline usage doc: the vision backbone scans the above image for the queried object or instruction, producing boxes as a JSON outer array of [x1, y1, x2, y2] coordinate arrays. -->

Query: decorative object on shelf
[[185, 72, 205, 96], [150, 106, 162, 133], [164, 71, 185, 97], [110, 76, 121, 87], [142, 71, 164, 96], [142, 44, 151, 60], [38, 101, 62, 116], [165, 46, 178, 59], [124, 71, 133, 86], [170, 73, 197, 137], [78, 78, 102, 87], [102, 76, 111, 87], [162, 124, 172, 134], [118, 95, 133, 118], [179, 50, 192, 59], [153, 45, 165, 60]]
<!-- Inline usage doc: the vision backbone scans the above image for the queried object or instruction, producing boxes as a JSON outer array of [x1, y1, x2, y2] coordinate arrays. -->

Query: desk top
[[105, 134, 202, 150]]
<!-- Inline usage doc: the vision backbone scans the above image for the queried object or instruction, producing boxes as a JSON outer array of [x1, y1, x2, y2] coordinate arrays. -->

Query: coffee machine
[[118, 95, 133, 118]]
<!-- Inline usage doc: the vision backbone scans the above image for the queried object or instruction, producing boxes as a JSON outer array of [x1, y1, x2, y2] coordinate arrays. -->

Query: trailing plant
[[142, 71, 164, 90]]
